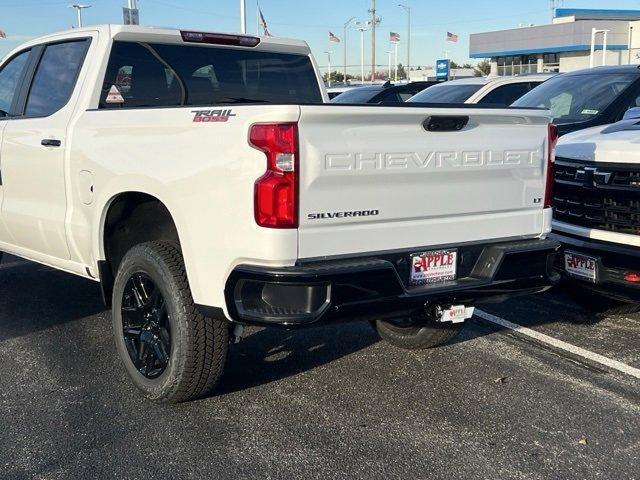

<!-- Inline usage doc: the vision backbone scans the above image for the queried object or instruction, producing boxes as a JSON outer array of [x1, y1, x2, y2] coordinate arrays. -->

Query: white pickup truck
[[0, 25, 559, 402], [552, 109, 640, 312]]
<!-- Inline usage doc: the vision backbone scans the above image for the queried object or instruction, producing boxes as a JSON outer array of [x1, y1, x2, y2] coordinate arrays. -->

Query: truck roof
[[12, 24, 311, 54], [563, 64, 640, 76]]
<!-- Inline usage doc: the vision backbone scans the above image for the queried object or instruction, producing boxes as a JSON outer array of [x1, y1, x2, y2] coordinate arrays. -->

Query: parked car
[[513, 65, 640, 136], [551, 108, 640, 312], [407, 74, 554, 105], [0, 24, 558, 402], [326, 85, 357, 99], [330, 81, 437, 104]]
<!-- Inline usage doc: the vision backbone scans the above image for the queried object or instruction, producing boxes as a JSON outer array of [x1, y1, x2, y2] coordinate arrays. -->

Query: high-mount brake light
[[250, 123, 299, 229], [545, 123, 558, 209], [180, 31, 261, 47]]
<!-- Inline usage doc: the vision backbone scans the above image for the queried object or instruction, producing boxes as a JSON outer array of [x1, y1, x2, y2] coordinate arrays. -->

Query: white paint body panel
[[297, 105, 552, 258], [0, 25, 553, 314]]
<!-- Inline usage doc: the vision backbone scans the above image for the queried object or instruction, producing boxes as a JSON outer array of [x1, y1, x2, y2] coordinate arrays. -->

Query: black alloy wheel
[[121, 272, 171, 379]]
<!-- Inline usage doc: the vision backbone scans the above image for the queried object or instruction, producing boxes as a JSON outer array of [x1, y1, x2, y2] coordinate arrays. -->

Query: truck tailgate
[[297, 105, 552, 259]]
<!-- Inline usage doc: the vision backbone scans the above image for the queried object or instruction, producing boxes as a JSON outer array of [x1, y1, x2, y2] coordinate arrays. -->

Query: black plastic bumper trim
[[222, 238, 560, 327], [551, 231, 640, 302]]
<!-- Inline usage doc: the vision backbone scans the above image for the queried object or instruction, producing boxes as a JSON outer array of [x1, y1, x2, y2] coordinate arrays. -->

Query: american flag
[[390, 32, 400, 43], [446, 31, 459, 43], [329, 32, 340, 43], [0, 31, 6, 39], [259, 8, 272, 37]]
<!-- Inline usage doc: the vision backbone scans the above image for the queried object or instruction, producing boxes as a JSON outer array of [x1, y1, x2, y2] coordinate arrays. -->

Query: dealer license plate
[[410, 249, 457, 286], [564, 251, 598, 282]]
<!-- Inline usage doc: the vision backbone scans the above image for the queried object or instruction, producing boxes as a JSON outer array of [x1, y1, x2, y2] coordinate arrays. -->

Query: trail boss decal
[[192, 109, 237, 123], [307, 210, 379, 220]]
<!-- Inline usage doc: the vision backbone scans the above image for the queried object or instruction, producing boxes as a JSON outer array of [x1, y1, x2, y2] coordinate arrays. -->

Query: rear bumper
[[220, 238, 560, 327], [551, 231, 640, 303]]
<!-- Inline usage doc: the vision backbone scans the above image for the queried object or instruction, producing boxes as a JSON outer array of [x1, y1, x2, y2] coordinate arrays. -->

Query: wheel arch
[[96, 189, 185, 306]]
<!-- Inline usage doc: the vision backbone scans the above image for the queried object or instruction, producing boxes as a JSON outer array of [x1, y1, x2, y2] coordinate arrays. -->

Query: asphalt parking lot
[[1, 255, 638, 480]]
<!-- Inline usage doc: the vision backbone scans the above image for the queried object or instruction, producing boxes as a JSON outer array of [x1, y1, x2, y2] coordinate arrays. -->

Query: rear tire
[[373, 316, 464, 350], [112, 241, 229, 403]]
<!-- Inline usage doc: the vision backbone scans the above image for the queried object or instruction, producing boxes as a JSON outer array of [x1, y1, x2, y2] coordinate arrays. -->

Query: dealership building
[[470, 8, 640, 75]]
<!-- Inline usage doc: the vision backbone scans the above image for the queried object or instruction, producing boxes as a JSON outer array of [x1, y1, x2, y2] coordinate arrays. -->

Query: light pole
[[398, 4, 411, 72], [356, 24, 368, 83], [68, 4, 91, 28], [240, 0, 246, 33], [324, 51, 332, 87], [368, 0, 381, 82], [343, 17, 355, 85]]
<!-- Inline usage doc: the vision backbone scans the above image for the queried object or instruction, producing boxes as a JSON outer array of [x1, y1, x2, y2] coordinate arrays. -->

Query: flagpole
[[394, 42, 398, 81], [256, 0, 260, 35], [324, 51, 332, 87]]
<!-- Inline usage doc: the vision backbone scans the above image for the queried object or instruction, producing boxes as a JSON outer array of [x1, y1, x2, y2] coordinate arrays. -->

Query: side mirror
[[623, 107, 640, 120]]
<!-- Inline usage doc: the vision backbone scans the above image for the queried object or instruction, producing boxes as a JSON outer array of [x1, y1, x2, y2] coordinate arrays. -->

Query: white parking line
[[475, 309, 640, 380]]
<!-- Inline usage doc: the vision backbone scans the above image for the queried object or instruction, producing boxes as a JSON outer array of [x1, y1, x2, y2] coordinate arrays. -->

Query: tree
[[396, 63, 407, 80], [474, 59, 491, 77], [323, 70, 346, 83]]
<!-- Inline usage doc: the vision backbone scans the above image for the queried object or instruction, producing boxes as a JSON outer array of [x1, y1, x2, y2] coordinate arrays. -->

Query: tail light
[[250, 123, 299, 228], [545, 123, 558, 209]]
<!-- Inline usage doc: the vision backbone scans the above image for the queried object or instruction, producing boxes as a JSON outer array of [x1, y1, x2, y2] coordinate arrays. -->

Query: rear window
[[477, 82, 532, 106], [513, 73, 638, 124], [407, 83, 483, 103], [99, 41, 322, 108]]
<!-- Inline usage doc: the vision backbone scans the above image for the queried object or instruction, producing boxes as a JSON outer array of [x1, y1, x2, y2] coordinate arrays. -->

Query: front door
[[1, 38, 90, 260], [0, 47, 33, 247]]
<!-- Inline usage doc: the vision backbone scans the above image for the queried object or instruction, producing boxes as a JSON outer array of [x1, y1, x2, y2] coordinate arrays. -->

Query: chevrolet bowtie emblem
[[575, 167, 613, 186]]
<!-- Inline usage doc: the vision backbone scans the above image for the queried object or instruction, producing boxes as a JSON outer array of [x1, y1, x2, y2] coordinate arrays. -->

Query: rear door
[[1, 37, 90, 259], [296, 105, 551, 259]]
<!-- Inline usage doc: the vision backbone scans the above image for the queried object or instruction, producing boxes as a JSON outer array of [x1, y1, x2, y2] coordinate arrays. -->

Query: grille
[[553, 157, 640, 235]]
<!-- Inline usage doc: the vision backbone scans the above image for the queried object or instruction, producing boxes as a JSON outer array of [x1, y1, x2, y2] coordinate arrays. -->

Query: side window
[[25, 40, 88, 117], [615, 84, 640, 121], [100, 42, 182, 109], [398, 91, 417, 102], [0, 50, 30, 116], [478, 82, 531, 106]]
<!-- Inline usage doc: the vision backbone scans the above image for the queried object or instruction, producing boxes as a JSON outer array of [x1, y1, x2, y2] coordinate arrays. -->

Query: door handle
[[41, 139, 61, 147]]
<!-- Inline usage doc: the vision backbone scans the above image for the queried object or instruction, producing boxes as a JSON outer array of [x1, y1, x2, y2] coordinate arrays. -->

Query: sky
[[2, 0, 640, 75]]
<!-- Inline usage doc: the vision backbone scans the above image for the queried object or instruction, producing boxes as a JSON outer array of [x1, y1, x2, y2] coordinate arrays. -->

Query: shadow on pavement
[[0, 254, 626, 394], [0, 256, 105, 342]]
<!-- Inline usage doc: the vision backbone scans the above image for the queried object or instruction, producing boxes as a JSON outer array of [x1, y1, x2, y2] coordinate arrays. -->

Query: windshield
[[512, 73, 638, 124], [407, 83, 483, 103], [330, 87, 381, 103]]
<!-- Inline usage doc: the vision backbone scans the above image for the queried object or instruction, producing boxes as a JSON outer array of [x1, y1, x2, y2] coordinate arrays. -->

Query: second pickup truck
[[0, 25, 559, 402]]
